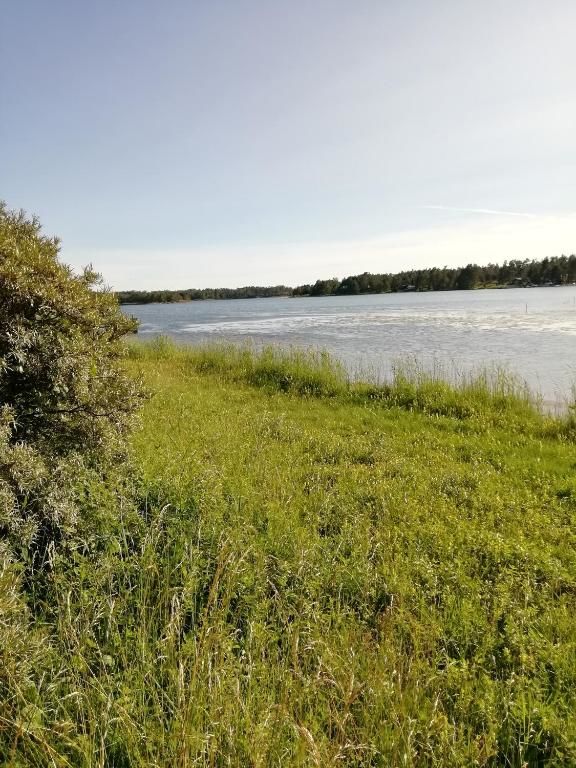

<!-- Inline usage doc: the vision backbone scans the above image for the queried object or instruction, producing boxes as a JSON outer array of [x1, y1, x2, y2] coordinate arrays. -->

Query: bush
[[0, 203, 142, 564]]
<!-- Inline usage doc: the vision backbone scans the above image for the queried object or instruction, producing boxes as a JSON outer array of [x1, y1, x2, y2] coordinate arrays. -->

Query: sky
[[1, 0, 575, 290]]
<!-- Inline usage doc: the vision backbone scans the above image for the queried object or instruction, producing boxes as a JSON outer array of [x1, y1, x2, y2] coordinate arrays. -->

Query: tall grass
[[2, 341, 576, 765], [128, 336, 349, 396], [127, 337, 568, 430]]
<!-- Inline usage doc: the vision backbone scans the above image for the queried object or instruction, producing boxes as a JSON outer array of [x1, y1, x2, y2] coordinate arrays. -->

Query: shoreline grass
[[127, 337, 574, 431], [2, 340, 576, 765]]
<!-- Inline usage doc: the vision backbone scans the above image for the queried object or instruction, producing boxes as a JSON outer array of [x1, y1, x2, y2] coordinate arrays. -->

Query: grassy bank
[[3, 341, 576, 766]]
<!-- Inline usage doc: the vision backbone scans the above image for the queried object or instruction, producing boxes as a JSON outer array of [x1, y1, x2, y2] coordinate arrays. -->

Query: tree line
[[117, 254, 576, 304], [118, 284, 292, 303]]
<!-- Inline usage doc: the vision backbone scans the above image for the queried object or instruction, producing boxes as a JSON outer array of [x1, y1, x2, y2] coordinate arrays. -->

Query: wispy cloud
[[423, 205, 536, 218]]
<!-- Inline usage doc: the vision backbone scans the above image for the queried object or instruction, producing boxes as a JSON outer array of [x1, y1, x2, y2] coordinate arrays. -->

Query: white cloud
[[422, 206, 536, 218], [62, 212, 576, 291]]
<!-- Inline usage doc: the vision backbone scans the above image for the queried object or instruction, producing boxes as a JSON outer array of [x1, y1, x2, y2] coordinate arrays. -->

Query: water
[[125, 287, 576, 406]]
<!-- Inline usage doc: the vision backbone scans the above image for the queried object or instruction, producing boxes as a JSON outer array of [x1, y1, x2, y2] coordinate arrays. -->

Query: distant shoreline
[[118, 281, 573, 305], [116, 254, 575, 304]]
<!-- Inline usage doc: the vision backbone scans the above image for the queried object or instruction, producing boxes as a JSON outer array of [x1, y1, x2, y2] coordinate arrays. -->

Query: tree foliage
[[116, 254, 576, 304], [0, 203, 142, 562]]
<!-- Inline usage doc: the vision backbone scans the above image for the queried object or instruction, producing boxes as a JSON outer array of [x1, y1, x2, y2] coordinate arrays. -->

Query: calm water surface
[[126, 288, 576, 406]]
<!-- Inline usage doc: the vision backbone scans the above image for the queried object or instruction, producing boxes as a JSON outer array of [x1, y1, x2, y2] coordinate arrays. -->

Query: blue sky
[[2, 0, 575, 289]]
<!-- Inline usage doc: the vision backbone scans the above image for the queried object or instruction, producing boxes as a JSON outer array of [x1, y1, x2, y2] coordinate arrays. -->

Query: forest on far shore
[[117, 253, 576, 304]]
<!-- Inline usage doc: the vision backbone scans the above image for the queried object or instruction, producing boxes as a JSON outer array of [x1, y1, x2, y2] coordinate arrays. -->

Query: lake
[[125, 287, 576, 407]]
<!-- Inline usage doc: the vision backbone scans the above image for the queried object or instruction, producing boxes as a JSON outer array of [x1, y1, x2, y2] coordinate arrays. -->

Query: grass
[[3, 340, 576, 766]]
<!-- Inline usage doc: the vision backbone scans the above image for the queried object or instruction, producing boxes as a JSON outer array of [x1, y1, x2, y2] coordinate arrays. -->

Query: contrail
[[423, 205, 535, 218]]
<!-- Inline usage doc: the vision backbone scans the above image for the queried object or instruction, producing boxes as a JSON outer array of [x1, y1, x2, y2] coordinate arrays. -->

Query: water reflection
[[126, 287, 576, 405]]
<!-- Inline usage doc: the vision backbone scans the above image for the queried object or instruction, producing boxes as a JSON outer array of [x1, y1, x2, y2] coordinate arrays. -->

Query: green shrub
[[0, 203, 143, 563]]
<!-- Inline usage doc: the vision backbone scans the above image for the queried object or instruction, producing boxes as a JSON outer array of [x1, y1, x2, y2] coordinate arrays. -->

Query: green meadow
[[3, 340, 576, 766]]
